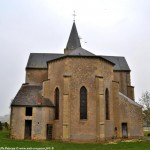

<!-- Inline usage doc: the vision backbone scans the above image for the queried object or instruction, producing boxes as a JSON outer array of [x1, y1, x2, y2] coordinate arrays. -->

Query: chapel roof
[[26, 53, 63, 69], [11, 84, 54, 107], [26, 53, 130, 71], [100, 56, 130, 71]]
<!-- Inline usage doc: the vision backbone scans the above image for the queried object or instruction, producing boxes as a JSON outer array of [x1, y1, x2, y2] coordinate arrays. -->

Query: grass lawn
[[1, 131, 150, 150], [144, 131, 150, 136]]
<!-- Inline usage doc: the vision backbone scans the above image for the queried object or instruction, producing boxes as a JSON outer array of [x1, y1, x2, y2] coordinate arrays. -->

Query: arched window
[[105, 88, 110, 120], [80, 86, 87, 119], [55, 88, 59, 120]]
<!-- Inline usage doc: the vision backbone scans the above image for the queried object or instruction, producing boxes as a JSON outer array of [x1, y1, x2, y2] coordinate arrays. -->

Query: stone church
[[10, 21, 143, 142]]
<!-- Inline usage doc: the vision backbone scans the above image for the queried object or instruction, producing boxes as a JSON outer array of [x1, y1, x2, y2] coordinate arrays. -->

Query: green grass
[[144, 131, 150, 136], [1, 131, 150, 150]]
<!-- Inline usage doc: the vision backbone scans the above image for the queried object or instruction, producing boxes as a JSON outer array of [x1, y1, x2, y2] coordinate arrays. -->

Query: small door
[[24, 120, 32, 139], [47, 124, 53, 140], [122, 123, 128, 138]]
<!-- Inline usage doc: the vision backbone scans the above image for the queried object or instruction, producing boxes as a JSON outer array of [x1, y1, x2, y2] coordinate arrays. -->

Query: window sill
[[106, 119, 111, 121], [79, 119, 88, 123], [54, 119, 59, 122]]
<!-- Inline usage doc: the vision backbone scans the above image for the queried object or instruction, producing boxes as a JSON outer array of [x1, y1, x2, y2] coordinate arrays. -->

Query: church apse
[[10, 20, 143, 142]]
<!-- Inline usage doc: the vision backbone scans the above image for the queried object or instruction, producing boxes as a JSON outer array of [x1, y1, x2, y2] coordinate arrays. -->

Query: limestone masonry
[[10, 21, 143, 142]]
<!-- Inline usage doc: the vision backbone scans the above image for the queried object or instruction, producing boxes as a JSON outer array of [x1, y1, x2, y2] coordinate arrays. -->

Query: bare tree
[[139, 91, 150, 109], [139, 91, 150, 126]]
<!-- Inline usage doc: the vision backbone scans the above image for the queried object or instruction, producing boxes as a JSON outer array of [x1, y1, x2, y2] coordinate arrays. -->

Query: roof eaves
[[46, 55, 67, 64], [46, 55, 115, 66], [100, 55, 130, 71], [113, 70, 131, 72], [11, 104, 55, 107], [26, 67, 48, 70]]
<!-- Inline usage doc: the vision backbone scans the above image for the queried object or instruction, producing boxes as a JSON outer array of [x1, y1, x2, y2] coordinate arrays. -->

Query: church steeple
[[66, 22, 81, 50], [65, 22, 81, 54]]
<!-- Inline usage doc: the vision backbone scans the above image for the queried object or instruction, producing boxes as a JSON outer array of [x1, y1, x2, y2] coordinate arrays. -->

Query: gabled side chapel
[[10, 21, 143, 142]]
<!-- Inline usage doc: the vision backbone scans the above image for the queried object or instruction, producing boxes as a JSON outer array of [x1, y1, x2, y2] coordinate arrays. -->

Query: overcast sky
[[0, 0, 150, 116]]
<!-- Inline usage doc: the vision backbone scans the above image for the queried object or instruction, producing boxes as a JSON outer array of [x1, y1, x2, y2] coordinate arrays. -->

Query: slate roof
[[26, 53, 130, 71], [26, 53, 63, 69], [100, 56, 130, 71], [11, 85, 54, 107], [69, 47, 95, 56], [66, 22, 81, 50]]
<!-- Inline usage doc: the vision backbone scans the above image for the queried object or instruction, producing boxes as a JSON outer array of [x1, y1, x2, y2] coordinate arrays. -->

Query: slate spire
[[66, 22, 81, 50]]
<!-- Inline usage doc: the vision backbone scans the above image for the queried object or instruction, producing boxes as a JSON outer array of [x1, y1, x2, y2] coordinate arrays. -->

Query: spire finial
[[73, 10, 76, 22]]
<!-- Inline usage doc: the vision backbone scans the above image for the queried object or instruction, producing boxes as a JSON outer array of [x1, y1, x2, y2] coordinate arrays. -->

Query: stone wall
[[32, 107, 54, 140], [112, 81, 120, 138], [113, 71, 132, 97], [46, 56, 115, 141], [118, 93, 143, 138], [48, 59, 65, 140], [10, 106, 54, 140], [42, 80, 50, 98], [112, 82, 143, 138], [21, 56, 142, 142], [10, 107, 25, 139], [127, 85, 135, 100], [26, 69, 48, 85]]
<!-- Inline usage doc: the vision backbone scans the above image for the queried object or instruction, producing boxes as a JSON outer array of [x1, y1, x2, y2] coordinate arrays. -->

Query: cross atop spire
[[73, 10, 76, 22]]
